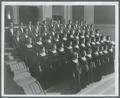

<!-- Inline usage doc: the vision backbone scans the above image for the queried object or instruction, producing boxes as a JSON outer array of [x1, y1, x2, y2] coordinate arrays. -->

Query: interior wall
[[72, 6, 84, 23], [19, 6, 39, 25], [94, 6, 115, 41], [94, 6, 115, 24], [52, 6, 64, 17]]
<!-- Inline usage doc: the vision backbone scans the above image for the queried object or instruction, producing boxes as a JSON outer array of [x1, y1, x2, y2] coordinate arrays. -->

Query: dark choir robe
[[91, 41, 96, 53], [45, 40, 53, 53], [49, 49, 58, 70], [105, 40, 111, 48], [6, 27, 15, 47], [108, 48, 114, 73], [13, 35, 24, 60], [86, 54, 95, 84], [85, 34, 90, 43], [100, 40, 105, 48], [58, 47, 66, 67], [38, 52, 48, 89], [79, 56, 89, 88], [33, 33, 39, 43], [70, 59, 81, 93], [79, 43, 86, 55], [62, 37, 68, 47], [35, 41, 43, 56], [69, 34, 74, 43], [86, 42, 91, 49], [79, 36, 85, 43], [96, 41, 100, 48], [54, 38, 60, 48], [103, 49, 110, 75], [58, 47, 68, 79], [59, 30, 64, 41], [99, 50, 105, 75], [42, 32, 48, 45], [65, 46, 74, 64], [25, 44, 38, 78], [18, 27, 24, 34], [92, 51, 102, 82], [48, 49, 59, 83], [73, 44, 80, 54]]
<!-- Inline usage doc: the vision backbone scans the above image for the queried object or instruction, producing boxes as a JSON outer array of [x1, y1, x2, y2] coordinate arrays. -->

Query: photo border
[[1, 0, 119, 97]]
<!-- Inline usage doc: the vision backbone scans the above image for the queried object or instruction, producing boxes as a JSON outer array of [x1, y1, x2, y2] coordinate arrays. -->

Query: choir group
[[6, 19, 115, 93]]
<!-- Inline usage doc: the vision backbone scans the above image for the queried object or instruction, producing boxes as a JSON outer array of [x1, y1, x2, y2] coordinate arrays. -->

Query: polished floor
[[4, 43, 116, 95]]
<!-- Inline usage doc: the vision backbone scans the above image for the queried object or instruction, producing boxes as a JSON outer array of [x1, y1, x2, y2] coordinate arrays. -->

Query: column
[[12, 6, 19, 25], [84, 6, 94, 24], [42, 6, 52, 20], [64, 6, 72, 23], [37, 6, 43, 22]]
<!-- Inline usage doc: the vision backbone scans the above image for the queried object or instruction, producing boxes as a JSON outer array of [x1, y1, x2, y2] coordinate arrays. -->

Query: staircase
[[4, 43, 45, 95]]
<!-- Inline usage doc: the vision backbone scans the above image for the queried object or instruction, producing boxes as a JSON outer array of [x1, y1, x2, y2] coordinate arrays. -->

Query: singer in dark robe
[[103, 45, 110, 75], [24, 38, 38, 79], [6, 22, 15, 47], [70, 52, 81, 94], [79, 50, 89, 88], [86, 48, 95, 84], [38, 47, 48, 89], [92, 46, 102, 82], [108, 43, 114, 73]]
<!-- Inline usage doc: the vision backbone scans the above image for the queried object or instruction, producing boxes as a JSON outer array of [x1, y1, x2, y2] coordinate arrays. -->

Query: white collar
[[99, 51, 103, 54], [81, 57, 86, 61], [75, 36, 79, 39], [81, 36, 84, 38], [37, 41, 42, 45], [27, 44, 32, 48], [75, 45, 79, 49], [67, 46, 72, 49], [96, 41, 100, 44], [52, 50, 57, 53], [25, 35, 28, 38], [81, 43, 85, 47], [70, 35, 74, 38], [92, 42, 95, 45], [87, 54, 92, 58], [59, 48, 64, 52], [109, 49, 113, 52], [104, 50, 108, 53], [40, 52, 46, 56], [95, 52, 99, 55], [72, 59, 78, 63], [63, 37, 67, 40], [48, 40, 51, 43], [55, 39, 59, 42]]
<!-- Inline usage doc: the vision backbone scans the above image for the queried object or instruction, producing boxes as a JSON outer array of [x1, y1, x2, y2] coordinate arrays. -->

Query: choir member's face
[[88, 39, 91, 43], [70, 42, 72, 46], [26, 29, 29, 34], [42, 47, 45, 53], [20, 22, 23, 26], [53, 44, 57, 50], [17, 31, 20, 36], [10, 22, 13, 28], [39, 37, 42, 41], [37, 21, 39, 25], [76, 41, 79, 45], [29, 38, 32, 44], [84, 51, 86, 56]]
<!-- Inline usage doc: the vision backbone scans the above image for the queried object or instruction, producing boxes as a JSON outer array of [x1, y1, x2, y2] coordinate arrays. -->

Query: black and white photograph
[[1, 1, 119, 97]]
